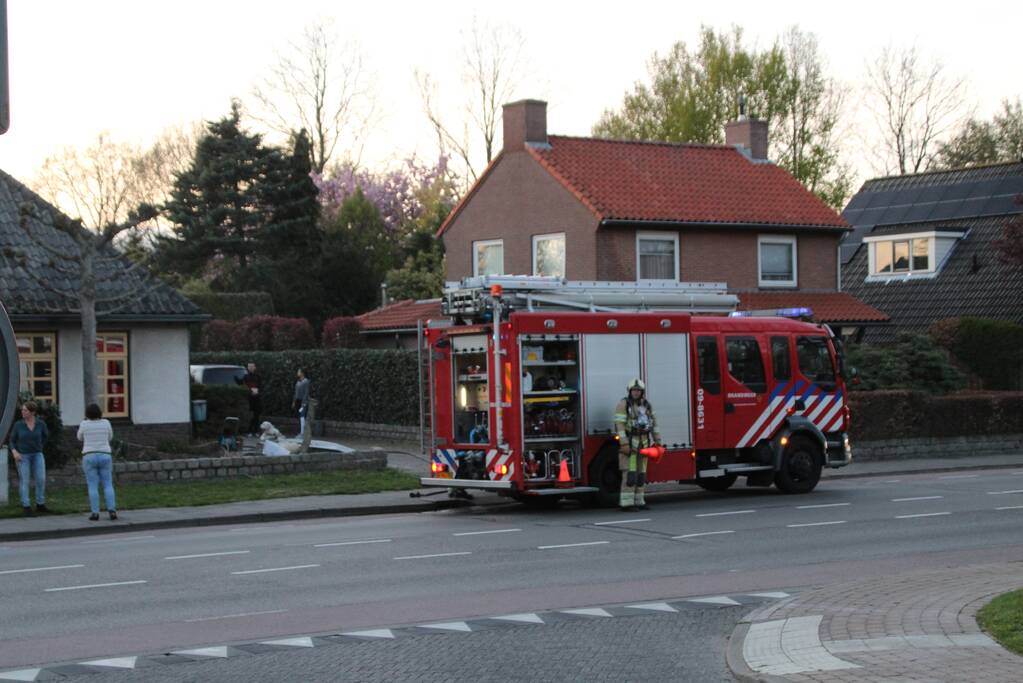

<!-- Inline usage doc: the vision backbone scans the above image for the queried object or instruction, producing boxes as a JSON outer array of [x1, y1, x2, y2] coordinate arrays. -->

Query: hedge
[[849, 391, 1023, 441], [199, 316, 316, 352], [322, 316, 365, 348], [187, 292, 275, 321], [845, 333, 962, 394], [191, 349, 419, 426], [930, 317, 1023, 391]]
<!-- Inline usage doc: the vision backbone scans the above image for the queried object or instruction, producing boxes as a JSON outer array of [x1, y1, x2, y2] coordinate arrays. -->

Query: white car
[[189, 364, 246, 385]]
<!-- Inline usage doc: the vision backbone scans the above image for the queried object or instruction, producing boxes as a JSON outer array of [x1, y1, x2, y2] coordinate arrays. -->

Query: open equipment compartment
[[520, 333, 582, 482]]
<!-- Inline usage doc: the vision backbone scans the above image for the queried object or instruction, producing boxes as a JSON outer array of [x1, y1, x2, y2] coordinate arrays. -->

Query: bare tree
[[251, 19, 374, 174], [865, 45, 970, 175], [415, 19, 528, 187], [15, 203, 161, 409]]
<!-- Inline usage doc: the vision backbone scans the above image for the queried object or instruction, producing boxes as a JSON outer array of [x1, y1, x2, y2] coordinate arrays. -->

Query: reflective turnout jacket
[[613, 396, 662, 451]]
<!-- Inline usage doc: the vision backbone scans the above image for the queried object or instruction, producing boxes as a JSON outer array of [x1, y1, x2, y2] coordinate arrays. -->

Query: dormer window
[[864, 231, 965, 279]]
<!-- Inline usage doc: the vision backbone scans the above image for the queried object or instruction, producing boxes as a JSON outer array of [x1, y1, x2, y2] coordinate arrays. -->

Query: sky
[[1, 0, 1020, 190]]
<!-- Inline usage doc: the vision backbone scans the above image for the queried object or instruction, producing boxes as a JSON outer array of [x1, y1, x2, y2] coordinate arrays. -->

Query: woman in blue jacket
[[10, 401, 49, 516]]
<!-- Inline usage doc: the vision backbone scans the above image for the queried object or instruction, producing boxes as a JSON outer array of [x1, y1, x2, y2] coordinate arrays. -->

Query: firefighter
[[613, 378, 662, 511]]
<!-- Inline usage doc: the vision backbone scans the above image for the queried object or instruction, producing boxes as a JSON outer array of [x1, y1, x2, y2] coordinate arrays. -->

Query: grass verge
[[977, 588, 1023, 656], [1, 467, 420, 519]]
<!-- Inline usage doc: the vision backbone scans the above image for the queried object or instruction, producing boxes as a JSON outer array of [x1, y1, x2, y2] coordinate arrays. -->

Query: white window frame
[[864, 230, 965, 278], [758, 235, 798, 288], [635, 231, 680, 282], [531, 232, 566, 278], [472, 239, 504, 277]]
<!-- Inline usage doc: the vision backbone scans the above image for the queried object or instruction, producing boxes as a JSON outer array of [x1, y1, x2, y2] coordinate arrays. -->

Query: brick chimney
[[725, 116, 769, 161], [503, 99, 548, 151]]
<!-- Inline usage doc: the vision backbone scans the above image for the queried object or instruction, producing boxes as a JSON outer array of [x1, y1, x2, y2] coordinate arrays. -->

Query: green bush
[[322, 316, 365, 348], [930, 317, 1023, 391], [190, 383, 250, 437], [849, 391, 1023, 441], [191, 349, 419, 425], [846, 333, 963, 394]]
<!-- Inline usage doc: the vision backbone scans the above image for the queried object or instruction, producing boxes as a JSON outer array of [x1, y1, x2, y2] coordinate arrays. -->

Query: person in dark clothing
[[9, 401, 49, 516], [237, 362, 262, 436], [293, 367, 311, 437]]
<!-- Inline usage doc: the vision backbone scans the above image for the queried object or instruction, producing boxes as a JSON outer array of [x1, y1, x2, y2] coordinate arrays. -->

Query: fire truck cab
[[418, 276, 852, 506]]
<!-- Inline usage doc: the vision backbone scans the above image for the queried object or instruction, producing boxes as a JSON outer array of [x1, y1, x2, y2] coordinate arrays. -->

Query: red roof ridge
[[548, 133, 738, 153]]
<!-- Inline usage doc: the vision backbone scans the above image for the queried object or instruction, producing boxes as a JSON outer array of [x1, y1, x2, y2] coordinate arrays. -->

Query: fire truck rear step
[[699, 464, 775, 478], [419, 478, 514, 491], [520, 486, 599, 497]]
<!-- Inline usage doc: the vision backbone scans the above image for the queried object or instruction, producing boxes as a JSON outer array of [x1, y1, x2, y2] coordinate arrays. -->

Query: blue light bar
[[729, 307, 814, 319]]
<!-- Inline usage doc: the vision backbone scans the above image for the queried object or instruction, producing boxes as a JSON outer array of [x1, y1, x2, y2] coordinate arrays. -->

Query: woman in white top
[[77, 403, 117, 521]]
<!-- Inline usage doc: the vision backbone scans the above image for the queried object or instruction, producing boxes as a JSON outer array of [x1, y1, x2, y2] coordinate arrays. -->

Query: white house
[[0, 168, 206, 442]]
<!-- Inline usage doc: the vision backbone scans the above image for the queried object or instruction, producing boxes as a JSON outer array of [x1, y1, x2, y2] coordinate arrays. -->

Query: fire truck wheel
[[774, 435, 823, 494], [586, 448, 622, 508], [696, 473, 738, 492]]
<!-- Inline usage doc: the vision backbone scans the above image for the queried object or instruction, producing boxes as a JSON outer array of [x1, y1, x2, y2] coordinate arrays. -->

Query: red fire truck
[[418, 277, 852, 506]]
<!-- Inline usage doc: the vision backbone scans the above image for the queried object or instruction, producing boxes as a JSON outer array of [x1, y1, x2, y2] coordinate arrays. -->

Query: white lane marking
[[593, 518, 652, 526], [996, 505, 1023, 511], [261, 637, 314, 648], [231, 564, 320, 575], [80, 535, 155, 544], [891, 496, 943, 502], [696, 509, 755, 517], [537, 541, 609, 550], [419, 621, 472, 632], [342, 629, 394, 639], [987, 489, 1023, 495], [787, 521, 847, 528], [185, 609, 286, 623], [173, 647, 229, 658], [561, 608, 613, 617], [939, 474, 978, 480], [0, 668, 42, 681], [315, 539, 392, 547], [452, 528, 522, 536], [882, 480, 902, 483], [0, 564, 84, 575], [627, 602, 678, 613], [748, 592, 791, 599], [45, 580, 146, 592], [672, 530, 735, 539], [796, 503, 850, 509], [687, 596, 741, 606], [492, 613, 544, 624], [390, 548, 470, 560], [164, 550, 251, 560], [80, 657, 137, 669], [896, 512, 951, 519]]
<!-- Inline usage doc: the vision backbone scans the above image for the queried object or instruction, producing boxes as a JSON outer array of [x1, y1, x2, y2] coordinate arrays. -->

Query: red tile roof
[[356, 299, 442, 331], [527, 136, 849, 229], [736, 291, 889, 323]]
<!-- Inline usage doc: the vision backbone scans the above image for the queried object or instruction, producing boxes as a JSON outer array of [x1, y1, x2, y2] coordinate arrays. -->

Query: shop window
[[15, 332, 56, 404], [97, 332, 129, 417]]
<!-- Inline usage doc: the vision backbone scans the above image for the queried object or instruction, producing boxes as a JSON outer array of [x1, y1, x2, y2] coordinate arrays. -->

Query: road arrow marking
[[419, 622, 472, 632], [173, 647, 229, 658], [342, 629, 395, 639], [626, 602, 677, 613], [80, 657, 137, 669], [261, 637, 314, 648], [748, 592, 791, 599], [687, 596, 741, 606], [492, 613, 544, 624], [560, 608, 612, 617]]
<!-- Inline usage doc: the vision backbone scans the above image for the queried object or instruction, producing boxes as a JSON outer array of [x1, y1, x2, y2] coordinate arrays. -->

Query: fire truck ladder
[[442, 276, 739, 321], [416, 319, 434, 458]]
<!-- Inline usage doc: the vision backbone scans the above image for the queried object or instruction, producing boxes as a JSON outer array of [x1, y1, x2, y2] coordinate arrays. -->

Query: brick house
[[436, 99, 885, 337]]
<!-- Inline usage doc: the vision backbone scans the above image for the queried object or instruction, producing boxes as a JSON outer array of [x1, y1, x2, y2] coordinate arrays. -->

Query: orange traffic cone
[[639, 445, 666, 462], [557, 457, 572, 485]]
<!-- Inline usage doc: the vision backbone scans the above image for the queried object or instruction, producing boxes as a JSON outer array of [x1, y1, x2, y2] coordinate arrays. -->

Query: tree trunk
[[79, 244, 99, 409]]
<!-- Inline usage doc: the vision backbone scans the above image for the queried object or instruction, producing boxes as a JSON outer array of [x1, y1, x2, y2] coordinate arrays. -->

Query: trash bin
[[190, 399, 208, 423]]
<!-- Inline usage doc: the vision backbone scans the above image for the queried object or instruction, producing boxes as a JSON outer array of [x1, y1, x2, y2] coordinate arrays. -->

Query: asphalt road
[[1, 466, 1022, 677]]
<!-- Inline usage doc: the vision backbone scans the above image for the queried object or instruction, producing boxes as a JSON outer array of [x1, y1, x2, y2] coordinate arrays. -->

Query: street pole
[[0, 299, 17, 505]]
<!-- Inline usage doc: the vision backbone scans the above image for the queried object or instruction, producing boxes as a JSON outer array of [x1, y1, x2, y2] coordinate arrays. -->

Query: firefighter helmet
[[627, 378, 646, 393]]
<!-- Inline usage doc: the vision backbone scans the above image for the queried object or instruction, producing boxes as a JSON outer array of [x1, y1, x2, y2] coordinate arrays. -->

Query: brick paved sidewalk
[[730, 562, 1023, 682]]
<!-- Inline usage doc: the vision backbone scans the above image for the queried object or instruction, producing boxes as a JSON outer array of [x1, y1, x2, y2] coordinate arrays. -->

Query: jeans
[[16, 452, 46, 508], [298, 404, 307, 436], [82, 453, 116, 514]]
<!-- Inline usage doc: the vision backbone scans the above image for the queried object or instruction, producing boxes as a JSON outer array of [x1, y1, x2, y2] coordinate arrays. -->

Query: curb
[[824, 460, 1023, 480], [725, 622, 789, 683], [0, 498, 478, 543]]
